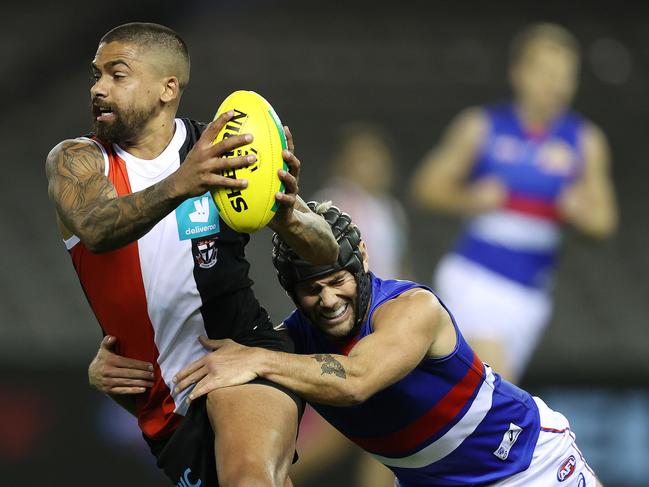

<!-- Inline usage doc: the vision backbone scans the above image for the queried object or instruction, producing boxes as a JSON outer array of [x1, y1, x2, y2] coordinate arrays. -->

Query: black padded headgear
[[272, 201, 372, 328]]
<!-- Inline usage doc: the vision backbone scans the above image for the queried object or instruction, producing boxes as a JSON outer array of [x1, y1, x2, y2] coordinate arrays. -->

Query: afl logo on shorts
[[557, 455, 577, 482]]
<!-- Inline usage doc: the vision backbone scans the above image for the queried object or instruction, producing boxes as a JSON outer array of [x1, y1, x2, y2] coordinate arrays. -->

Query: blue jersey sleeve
[[282, 309, 309, 354]]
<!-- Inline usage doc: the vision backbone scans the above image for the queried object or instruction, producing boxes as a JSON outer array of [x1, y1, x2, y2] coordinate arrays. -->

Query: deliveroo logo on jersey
[[175, 192, 220, 241]]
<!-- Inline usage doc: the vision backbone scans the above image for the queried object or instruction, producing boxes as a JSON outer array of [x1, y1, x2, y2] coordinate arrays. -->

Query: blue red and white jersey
[[64, 119, 264, 441], [285, 274, 541, 486], [454, 102, 585, 290]]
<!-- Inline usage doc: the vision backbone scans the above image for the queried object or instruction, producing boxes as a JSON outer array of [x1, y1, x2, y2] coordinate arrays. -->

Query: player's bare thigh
[[207, 383, 298, 487]]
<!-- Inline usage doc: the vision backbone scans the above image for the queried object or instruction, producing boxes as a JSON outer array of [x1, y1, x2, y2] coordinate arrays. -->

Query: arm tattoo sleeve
[[48, 140, 178, 251], [312, 354, 347, 379]]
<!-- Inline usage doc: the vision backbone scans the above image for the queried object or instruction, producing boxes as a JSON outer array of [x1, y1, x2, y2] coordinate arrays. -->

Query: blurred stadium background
[[1, 0, 647, 485]]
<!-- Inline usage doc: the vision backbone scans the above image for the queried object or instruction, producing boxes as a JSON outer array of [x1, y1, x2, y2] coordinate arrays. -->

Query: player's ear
[[160, 76, 180, 104], [359, 240, 369, 273]]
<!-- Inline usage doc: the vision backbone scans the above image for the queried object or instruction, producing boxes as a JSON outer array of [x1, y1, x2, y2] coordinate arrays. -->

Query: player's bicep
[[442, 109, 486, 171], [348, 290, 439, 396], [411, 108, 487, 198], [46, 140, 117, 230]]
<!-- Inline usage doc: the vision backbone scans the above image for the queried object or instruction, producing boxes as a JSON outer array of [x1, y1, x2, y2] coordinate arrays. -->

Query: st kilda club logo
[[195, 237, 218, 269]]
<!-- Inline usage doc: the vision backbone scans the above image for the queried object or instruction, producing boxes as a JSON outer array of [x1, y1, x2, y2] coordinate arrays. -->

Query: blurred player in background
[[410, 23, 617, 383], [290, 122, 411, 487], [313, 122, 411, 279], [45, 22, 337, 486]]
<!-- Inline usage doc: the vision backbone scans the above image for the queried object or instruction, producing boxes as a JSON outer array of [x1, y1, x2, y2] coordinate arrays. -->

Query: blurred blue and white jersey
[[455, 102, 585, 290]]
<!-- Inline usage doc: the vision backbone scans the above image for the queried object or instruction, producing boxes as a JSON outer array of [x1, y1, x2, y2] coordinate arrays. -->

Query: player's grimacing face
[[296, 270, 358, 339], [90, 41, 159, 142]]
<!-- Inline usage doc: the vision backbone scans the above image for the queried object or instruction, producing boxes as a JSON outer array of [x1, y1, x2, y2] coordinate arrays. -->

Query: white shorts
[[434, 253, 552, 379], [490, 397, 597, 486], [393, 397, 597, 487]]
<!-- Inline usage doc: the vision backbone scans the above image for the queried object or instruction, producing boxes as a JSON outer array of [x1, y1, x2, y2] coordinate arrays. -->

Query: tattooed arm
[[46, 139, 180, 252], [268, 126, 338, 265], [269, 196, 339, 266], [45, 112, 253, 253], [173, 288, 455, 406]]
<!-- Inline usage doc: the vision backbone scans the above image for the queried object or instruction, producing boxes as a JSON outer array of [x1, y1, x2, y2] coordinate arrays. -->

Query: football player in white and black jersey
[[45, 22, 338, 487]]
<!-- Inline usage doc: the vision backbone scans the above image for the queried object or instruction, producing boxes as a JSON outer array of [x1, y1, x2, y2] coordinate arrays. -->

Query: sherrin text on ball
[[211, 90, 288, 233]]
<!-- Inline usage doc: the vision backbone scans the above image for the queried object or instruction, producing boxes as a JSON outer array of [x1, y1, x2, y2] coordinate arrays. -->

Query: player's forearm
[[415, 187, 469, 214], [271, 210, 338, 265], [558, 189, 618, 239], [256, 349, 368, 406], [563, 205, 617, 239], [413, 181, 493, 216], [69, 178, 182, 253], [568, 125, 617, 239]]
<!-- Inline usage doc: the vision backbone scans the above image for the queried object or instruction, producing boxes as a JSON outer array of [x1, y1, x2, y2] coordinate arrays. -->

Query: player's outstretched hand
[[88, 335, 154, 395], [169, 111, 257, 199], [173, 336, 260, 402]]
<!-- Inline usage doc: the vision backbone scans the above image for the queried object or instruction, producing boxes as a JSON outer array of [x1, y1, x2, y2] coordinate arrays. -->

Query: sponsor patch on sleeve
[[175, 193, 220, 241]]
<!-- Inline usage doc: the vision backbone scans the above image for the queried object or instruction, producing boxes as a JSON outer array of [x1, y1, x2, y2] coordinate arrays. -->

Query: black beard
[[92, 104, 156, 144]]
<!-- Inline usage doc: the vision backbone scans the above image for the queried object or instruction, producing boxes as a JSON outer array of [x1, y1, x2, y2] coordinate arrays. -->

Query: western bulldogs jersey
[[454, 103, 585, 290], [65, 118, 265, 440], [285, 274, 541, 486]]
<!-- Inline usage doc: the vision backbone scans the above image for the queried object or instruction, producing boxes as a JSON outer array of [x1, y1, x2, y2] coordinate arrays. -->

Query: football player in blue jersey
[[409, 23, 617, 383], [93, 201, 603, 487]]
